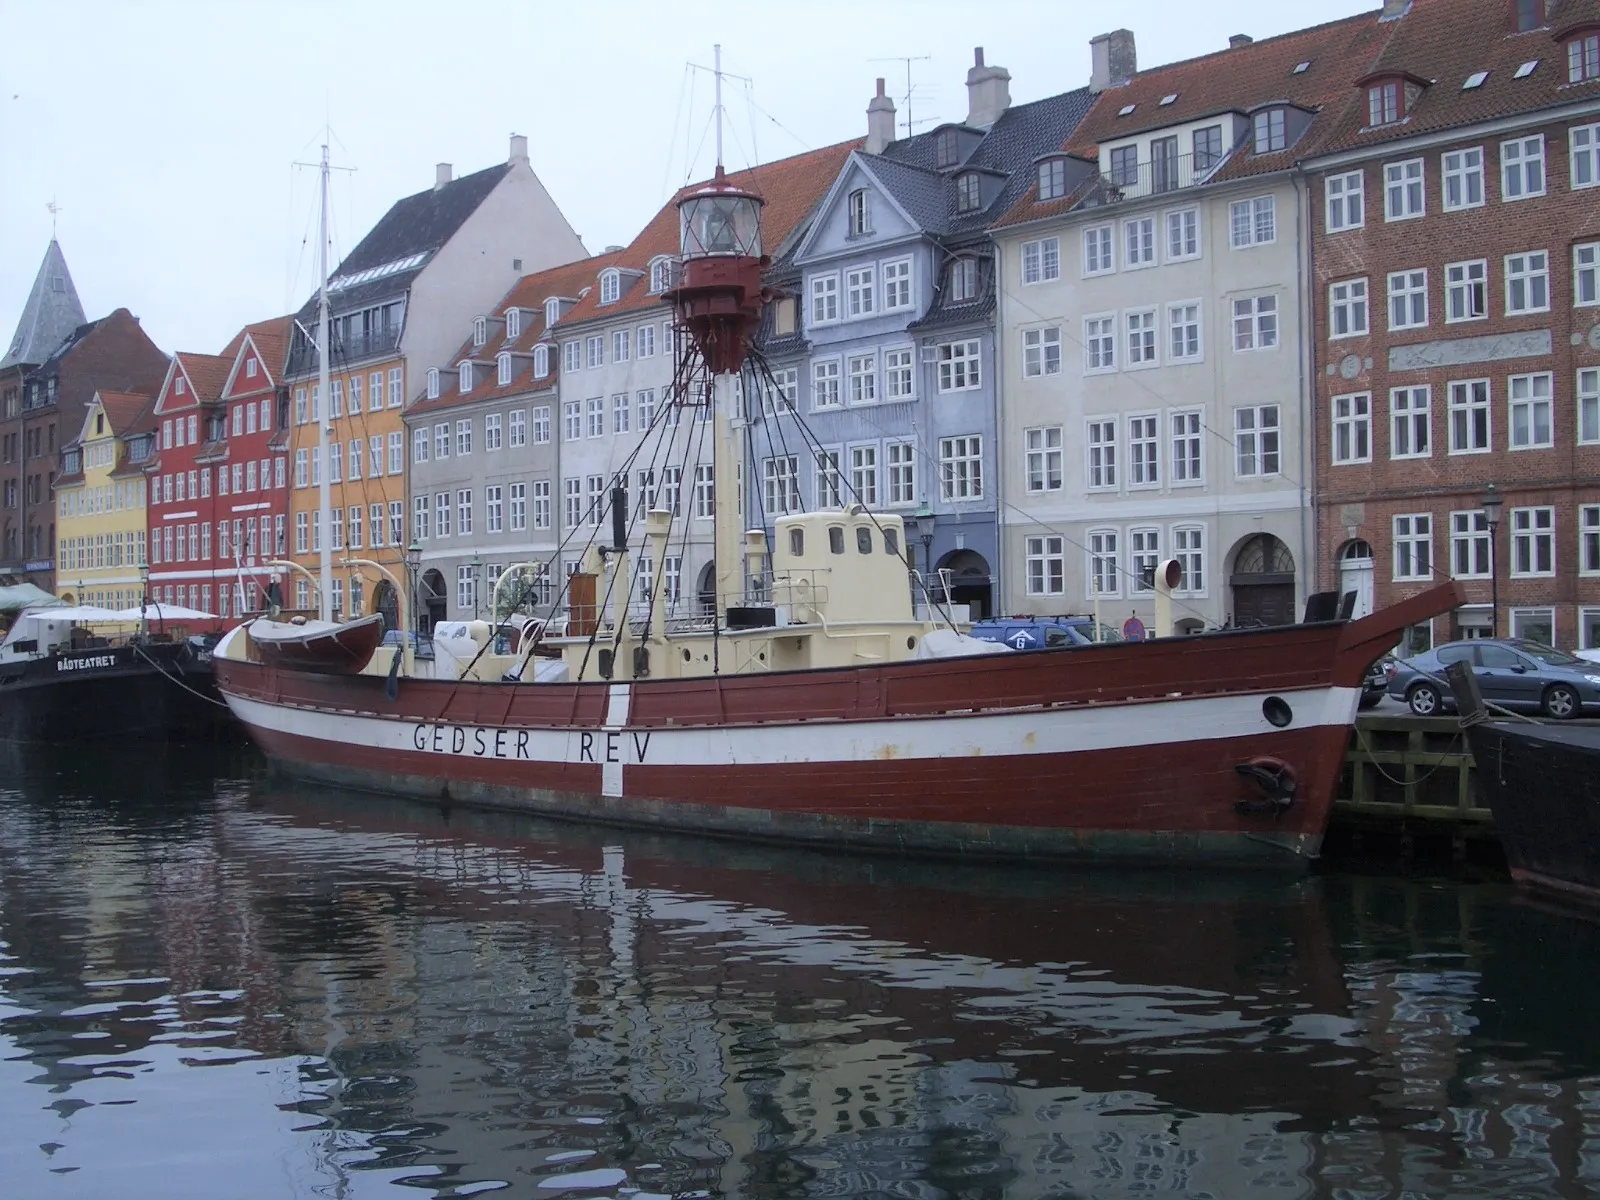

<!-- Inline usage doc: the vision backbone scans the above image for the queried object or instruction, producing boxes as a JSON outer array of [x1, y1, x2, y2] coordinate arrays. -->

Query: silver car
[[1387, 638, 1600, 719]]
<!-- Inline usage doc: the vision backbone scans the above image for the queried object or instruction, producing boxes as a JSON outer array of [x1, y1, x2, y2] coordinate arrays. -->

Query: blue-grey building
[[745, 51, 1093, 619]]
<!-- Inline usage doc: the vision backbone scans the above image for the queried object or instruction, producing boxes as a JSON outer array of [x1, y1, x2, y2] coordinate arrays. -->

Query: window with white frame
[[1580, 367, 1600, 443], [764, 456, 800, 515], [812, 359, 842, 408], [1126, 309, 1158, 366], [1170, 410, 1202, 483], [1442, 147, 1485, 210], [1446, 260, 1488, 321], [660, 466, 682, 516], [612, 393, 630, 434], [1505, 250, 1550, 313], [586, 396, 604, 438], [850, 445, 878, 506], [1511, 506, 1555, 575], [881, 258, 912, 310], [1166, 207, 1199, 260], [455, 418, 472, 456], [882, 441, 915, 505], [937, 340, 981, 391], [764, 368, 798, 414], [637, 324, 655, 358], [1086, 419, 1117, 489], [1165, 302, 1202, 361], [1253, 107, 1286, 152], [636, 389, 656, 428], [848, 188, 871, 236], [1576, 242, 1600, 307], [883, 348, 914, 400], [1025, 536, 1065, 595], [1229, 196, 1275, 248], [586, 335, 603, 368], [1501, 135, 1546, 200], [387, 368, 402, 408], [1332, 392, 1372, 464], [585, 476, 605, 526], [508, 409, 526, 448], [562, 399, 582, 441], [1173, 525, 1205, 594], [1326, 171, 1364, 231], [347, 441, 361, 481], [948, 258, 979, 300], [1128, 414, 1159, 486], [1082, 225, 1114, 275], [531, 480, 550, 530], [1024, 426, 1063, 493], [296, 511, 310, 552], [1084, 315, 1116, 371], [1038, 158, 1068, 200], [1393, 514, 1433, 580], [433, 490, 451, 538], [1508, 372, 1554, 448], [1573, 123, 1600, 189], [1384, 159, 1425, 220], [1023, 327, 1061, 377], [1024, 240, 1062, 286], [1123, 217, 1155, 268], [693, 465, 714, 518], [1573, 34, 1600, 83], [1391, 386, 1431, 459], [939, 435, 982, 501], [532, 406, 550, 444], [1129, 527, 1161, 593], [1450, 509, 1491, 577], [1584, 505, 1600, 574], [847, 354, 876, 405], [1232, 294, 1278, 350], [455, 362, 472, 394], [810, 274, 839, 324], [846, 266, 876, 317], [613, 329, 630, 361], [482, 412, 501, 451], [1330, 278, 1369, 337], [599, 270, 620, 305], [426, 368, 440, 400], [1087, 529, 1119, 598], [563, 341, 581, 372], [562, 478, 581, 529], [495, 352, 511, 386], [1447, 379, 1491, 452], [1234, 405, 1280, 476], [1388, 268, 1428, 329]]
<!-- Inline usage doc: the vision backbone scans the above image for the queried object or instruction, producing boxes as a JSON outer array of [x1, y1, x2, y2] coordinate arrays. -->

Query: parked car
[[1359, 657, 1392, 709], [1387, 638, 1600, 718], [969, 616, 1125, 651]]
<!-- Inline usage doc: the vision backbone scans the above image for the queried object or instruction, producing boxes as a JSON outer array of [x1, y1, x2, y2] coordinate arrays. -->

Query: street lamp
[[471, 553, 483, 620], [1481, 483, 1503, 638], [914, 506, 936, 577], [404, 540, 422, 643]]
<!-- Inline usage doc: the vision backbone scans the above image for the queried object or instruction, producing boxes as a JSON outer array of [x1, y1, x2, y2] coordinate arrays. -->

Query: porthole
[[682, 648, 692, 662], [1262, 696, 1293, 728], [907, 637, 916, 650]]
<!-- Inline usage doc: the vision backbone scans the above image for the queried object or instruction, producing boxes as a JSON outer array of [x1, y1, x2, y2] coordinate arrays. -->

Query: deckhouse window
[[1572, 32, 1600, 82], [848, 189, 872, 236], [599, 270, 620, 305], [1038, 158, 1067, 201], [956, 173, 981, 213], [1253, 108, 1286, 152], [426, 367, 440, 400], [459, 362, 472, 393], [533, 344, 549, 378], [505, 309, 520, 340]]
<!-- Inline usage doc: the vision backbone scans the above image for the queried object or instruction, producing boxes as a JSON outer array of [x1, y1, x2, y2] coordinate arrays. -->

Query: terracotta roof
[[996, 11, 1387, 227], [556, 138, 862, 329], [96, 390, 155, 436], [174, 351, 232, 404], [406, 252, 622, 417], [1311, 0, 1600, 158], [223, 315, 294, 396]]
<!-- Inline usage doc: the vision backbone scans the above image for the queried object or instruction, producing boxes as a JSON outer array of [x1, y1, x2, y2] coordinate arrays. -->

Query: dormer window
[[245, 358, 258, 378], [505, 309, 521, 340], [955, 173, 981, 213], [1109, 145, 1139, 187], [1254, 107, 1287, 152], [934, 128, 959, 168], [948, 257, 979, 302], [1570, 31, 1600, 82], [458, 362, 473, 393], [848, 188, 871, 236], [533, 344, 549, 378], [496, 352, 512, 386], [1516, 0, 1547, 32], [426, 367, 440, 400], [1038, 159, 1067, 201], [648, 256, 672, 294], [473, 317, 487, 347], [175, 376, 186, 396], [1368, 81, 1400, 126], [544, 297, 560, 327], [599, 269, 621, 305]]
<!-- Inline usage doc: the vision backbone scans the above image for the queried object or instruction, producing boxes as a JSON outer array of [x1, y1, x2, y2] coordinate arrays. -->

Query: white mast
[[714, 43, 723, 168], [316, 144, 334, 622], [709, 43, 741, 618]]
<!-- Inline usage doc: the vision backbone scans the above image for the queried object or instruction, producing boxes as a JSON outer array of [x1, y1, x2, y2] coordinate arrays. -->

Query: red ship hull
[[214, 581, 1461, 868]]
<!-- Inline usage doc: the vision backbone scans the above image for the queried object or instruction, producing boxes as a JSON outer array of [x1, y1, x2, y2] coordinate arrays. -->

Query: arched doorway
[[933, 549, 992, 620], [420, 569, 447, 633], [1337, 539, 1375, 619], [696, 562, 716, 618], [1229, 534, 1296, 627], [374, 580, 399, 633]]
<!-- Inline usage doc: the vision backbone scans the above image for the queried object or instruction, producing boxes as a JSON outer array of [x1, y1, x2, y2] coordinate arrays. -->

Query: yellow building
[[54, 390, 156, 607]]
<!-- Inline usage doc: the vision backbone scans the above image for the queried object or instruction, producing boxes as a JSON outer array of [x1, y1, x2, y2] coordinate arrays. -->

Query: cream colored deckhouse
[[994, 21, 1379, 630]]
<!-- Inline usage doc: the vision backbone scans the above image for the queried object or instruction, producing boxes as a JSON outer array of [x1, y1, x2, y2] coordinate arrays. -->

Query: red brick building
[[1307, 0, 1600, 651]]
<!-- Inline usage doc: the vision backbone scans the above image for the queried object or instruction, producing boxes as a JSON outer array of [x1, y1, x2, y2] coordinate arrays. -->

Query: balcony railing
[[286, 326, 402, 377], [1099, 151, 1226, 203]]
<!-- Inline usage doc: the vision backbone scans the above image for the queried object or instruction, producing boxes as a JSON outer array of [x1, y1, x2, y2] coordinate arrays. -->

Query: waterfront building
[[404, 254, 613, 626], [750, 53, 1094, 618], [1305, 0, 1600, 651], [283, 135, 587, 618], [992, 19, 1386, 631], [0, 240, 166, 594], [53, 390, 156, 608], [538, 140, 857, 621]]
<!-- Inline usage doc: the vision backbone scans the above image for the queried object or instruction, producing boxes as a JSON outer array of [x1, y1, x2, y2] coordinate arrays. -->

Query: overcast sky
[[1, 0, 1371, 360]]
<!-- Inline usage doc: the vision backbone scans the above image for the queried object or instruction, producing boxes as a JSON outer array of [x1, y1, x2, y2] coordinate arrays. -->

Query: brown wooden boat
[[246, 613, 384, 676]]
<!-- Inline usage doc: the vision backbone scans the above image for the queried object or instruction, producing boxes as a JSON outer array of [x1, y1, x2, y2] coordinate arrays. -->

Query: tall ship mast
[[211, 55, 1464, 869]]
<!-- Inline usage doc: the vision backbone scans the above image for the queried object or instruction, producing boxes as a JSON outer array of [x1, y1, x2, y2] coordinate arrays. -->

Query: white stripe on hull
[[222, 685, 1361, 782]]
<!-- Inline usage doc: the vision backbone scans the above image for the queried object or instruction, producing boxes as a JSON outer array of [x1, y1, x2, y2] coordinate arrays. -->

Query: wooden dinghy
[[247, 613, 385, 676]]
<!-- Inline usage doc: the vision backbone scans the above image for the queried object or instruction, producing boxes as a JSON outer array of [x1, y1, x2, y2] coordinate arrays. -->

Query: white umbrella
[[19, 604, 126, 623], [109, 603, 217, 622]]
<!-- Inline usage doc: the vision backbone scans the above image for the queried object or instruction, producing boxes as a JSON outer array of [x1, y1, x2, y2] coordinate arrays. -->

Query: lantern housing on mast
[[667, 166, 770, 375]]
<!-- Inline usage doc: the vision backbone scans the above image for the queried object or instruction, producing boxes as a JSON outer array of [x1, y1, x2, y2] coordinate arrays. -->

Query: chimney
[[866, 77, 897, 155], [508, 133, 528, 164], [1379, 0, 1411, 18], [435, 162, 453, 190], [1229, 34, 1254, 49], [965, 47, 1012, 128], [1089, 30, 1137, 92]]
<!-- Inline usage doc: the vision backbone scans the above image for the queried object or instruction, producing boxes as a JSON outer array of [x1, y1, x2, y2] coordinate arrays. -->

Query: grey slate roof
[[2, 240, 87, 371], [859, 156, 953, 233]]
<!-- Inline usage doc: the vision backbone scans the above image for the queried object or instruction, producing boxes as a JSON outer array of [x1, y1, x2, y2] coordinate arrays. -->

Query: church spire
[[1, 240, 87, 371]]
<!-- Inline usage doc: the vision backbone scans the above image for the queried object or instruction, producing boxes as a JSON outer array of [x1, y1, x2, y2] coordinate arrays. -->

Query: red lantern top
[[667, 167, 770, 375]]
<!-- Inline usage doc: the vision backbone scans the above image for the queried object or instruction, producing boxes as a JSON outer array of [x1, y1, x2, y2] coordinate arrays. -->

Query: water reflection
[[1, 744, 1598, 1198]]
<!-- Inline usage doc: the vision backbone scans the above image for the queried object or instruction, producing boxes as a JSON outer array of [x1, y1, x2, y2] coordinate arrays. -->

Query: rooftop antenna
[[714, 43, 724, 169], [870, 55, 935, 135]]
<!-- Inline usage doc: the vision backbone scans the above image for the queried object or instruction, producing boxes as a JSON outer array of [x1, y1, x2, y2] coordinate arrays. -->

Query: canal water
[[1, 745, 1597, 1199]]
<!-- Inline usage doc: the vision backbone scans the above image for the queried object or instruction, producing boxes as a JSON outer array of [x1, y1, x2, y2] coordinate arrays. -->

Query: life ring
[[1234, 756, 1297, 815]]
